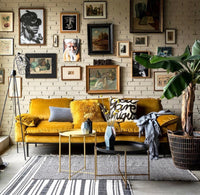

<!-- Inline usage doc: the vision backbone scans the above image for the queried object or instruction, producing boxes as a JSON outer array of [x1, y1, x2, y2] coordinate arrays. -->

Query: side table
[[59, 130, 96, 179]]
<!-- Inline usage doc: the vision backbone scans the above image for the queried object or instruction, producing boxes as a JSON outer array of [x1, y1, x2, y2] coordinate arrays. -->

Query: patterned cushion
[[110, 98, 138, 122]]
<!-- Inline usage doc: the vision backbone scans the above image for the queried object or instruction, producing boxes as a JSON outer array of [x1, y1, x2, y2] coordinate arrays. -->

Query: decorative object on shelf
[[53, 34, 58, 47], [93, 59, 112, 65], [154, 71, 175, 91], [157, 47, 172, 57], [87, 23, 113, 55], [131, 51, 150, 78], [134, 35, 147, 46], [81, 113, 93, 134], [8, 76, 22, 98], [165, 29, 176, 44], [25, 53, 57, 78], [60, 12, 79, 33], [83, 1, 107, 19], [0, 38, 14, 56], [130, 0, 163, 33], [61, 66, 81, 81], [117, 41, 130, 58], [0, 11, 14, 32], [0, 68, 5, 84], [86, 65, 120, 94], [63, 39, 81, 62], [104, 125, 116, 149], [19, 8, 45, 45]]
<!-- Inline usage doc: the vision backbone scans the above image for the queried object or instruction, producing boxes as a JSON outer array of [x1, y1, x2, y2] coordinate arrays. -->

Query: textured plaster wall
[[0, 0, 200, 142]]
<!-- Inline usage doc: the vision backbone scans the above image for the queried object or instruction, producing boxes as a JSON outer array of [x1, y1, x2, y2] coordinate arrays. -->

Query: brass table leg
[[59, 133, 61, 173], [125, 151, 127, 189], [84, 136, 86, 170], [148, 150, 150, 180], [69, 135, 71, 180]]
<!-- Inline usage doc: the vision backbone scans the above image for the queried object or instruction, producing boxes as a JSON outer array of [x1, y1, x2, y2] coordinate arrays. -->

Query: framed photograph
[[8, 76, 22, 98], [60, 13, 79, 33], [131, 51, 150, 78], [61, 66, 82, 81], [154, 71, 175, 91], [83, 1, 107, 19], [86, 65, 120, 94], [117, 41, 130, 57], [19, 8, 45, 45], [165, 29, 176, 44], [53, 34, 58, 47], [134, 35, 147, 46], [0, 38, 14, 56], [63, 39, 81, 62], [25, 53, 57, 78], [0, 68, 5, 84], [157, 47, 172, 57], [0, 11, 14, 32], [130, 0, 163, 33], [87, 23, 113, 55]]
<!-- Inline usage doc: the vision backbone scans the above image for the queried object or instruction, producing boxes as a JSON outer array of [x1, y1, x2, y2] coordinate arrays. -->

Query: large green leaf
[[162, 71, 192, 99]]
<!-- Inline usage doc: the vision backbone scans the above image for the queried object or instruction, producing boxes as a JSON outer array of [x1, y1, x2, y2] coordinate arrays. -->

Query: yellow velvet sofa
[[15, 97, 179, 155]]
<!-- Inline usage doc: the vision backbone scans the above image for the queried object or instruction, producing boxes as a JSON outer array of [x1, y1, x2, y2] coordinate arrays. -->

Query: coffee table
[[95, 141, 150, 188], [59, 130, 96, 179]]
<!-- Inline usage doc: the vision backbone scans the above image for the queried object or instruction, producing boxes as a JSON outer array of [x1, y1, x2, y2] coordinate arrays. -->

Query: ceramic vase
[[81, 118, 92, 134], [104, 126, 116, 149]]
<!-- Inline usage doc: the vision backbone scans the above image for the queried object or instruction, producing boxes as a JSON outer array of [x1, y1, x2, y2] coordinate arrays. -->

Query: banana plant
[[135, 40, 200, 136]]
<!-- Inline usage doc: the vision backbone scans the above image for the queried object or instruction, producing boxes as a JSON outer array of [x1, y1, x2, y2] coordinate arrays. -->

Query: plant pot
[[167, 130, 200, 170]]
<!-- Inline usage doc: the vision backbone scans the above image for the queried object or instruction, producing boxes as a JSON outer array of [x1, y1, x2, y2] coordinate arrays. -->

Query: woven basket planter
[[168, 130, 200, 170]]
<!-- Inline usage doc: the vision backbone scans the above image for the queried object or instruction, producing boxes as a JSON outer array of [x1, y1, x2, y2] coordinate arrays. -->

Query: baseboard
[[0, 136, 9, 154]]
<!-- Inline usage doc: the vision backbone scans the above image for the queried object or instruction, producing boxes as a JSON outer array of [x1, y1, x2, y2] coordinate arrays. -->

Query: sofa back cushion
[[29, 98, 73, 120]]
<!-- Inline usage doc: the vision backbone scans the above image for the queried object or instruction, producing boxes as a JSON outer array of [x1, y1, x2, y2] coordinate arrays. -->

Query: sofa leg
[[16, 142, 19, 153], [35, 143, 37, 147], [26, 143, 29, 157]]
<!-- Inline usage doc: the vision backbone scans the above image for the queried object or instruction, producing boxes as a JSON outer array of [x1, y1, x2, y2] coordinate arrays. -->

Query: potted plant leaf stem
[[135, 40, 200, 170]]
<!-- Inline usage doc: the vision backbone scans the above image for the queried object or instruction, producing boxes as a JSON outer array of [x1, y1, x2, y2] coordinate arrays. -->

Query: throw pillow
[[15, 113, 40, 127], [110, 98, 138, 122], [49, 106, 73, 122], [70, 99, 104, 126]]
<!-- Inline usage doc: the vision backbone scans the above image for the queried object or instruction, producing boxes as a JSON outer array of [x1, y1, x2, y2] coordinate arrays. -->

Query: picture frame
[[61, 66, 82, 81], [19, 8, 45, 45], [0, 68, 5, 84], [130, 0, 163, 33], [0, 38, 14, 56], [157, 47, 172, 57], [63, 39, 81, 62], [60, 13, 79, 33], [87, 23, 113, 55], [154, 71, 175, 91], [53, 34, 58, 47], [25, 53, 57, 78], [86, 65, 120, 94], [117, 41, 130, 57], [8, 76, 22, 98], [83, 1, 107, 19], [131, 51, 150, 78], [165, 29, 176, 44], [0, 11, 14, 32], [134, 35, 147, 46]]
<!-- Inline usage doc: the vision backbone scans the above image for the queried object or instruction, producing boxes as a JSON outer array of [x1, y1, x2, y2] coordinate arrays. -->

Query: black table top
[[96, 141, 148, 154]]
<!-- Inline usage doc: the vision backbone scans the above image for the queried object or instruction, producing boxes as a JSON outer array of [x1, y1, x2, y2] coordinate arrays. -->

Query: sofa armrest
[[15, 121, 27, 142]]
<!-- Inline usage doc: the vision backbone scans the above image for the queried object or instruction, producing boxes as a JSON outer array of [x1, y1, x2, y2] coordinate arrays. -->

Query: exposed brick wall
[[0, 0, 200, 142]]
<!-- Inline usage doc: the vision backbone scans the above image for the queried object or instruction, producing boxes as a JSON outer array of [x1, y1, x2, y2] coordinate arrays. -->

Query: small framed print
[[117, 41, 130, 57], [131, 51, 150, 78], [165, 29, 176, 44], [8, 76, 22, 98], [0, 11, 14, 32], [157, 47, 172, 57], [83, 1, 107, 19], [60, 13, 79, 33], [0, 68, 5, 84], [61, 66, 82, 81], [134, 36, 147, 46], [0, 38, 14, 56], [53, 34, 58, 47], [154, 71, 175, 91]]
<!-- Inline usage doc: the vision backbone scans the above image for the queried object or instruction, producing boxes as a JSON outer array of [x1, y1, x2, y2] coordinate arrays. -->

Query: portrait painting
[[63, 39, 81, 62], [19, 8, 45, 45], [130, 0, 163, 33], [157, 47, 172, 57], [117, 41, 130, 57], [0, 12, 13, 32], [25, 53, 56, 78], [86, 65, 120, 94]]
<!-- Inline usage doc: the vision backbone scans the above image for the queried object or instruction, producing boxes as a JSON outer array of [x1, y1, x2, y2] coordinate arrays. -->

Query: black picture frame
[[87, 23, 113, 55], [25, 53, 57, 78]]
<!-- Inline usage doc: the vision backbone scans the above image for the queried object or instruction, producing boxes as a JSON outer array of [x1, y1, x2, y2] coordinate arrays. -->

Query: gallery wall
[[0, 0, 200, 142]]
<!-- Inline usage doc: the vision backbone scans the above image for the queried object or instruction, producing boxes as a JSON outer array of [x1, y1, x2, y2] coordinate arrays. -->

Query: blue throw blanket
[[134, 110, 174, 160]]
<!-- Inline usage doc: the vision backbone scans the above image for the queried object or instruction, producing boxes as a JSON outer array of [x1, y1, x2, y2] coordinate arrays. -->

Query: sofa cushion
[[26, 120, 73, 134], [49, 107, 73, 122], [157, 115, 179, 127], [29, 98, 73, 120], [15, 113, 40, 127], [70, 99, 104, 128], [119, 122, 139, 135]]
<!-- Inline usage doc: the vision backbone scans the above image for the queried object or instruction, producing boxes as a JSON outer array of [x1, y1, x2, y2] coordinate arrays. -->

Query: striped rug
[[0, 156, 132, 195]]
